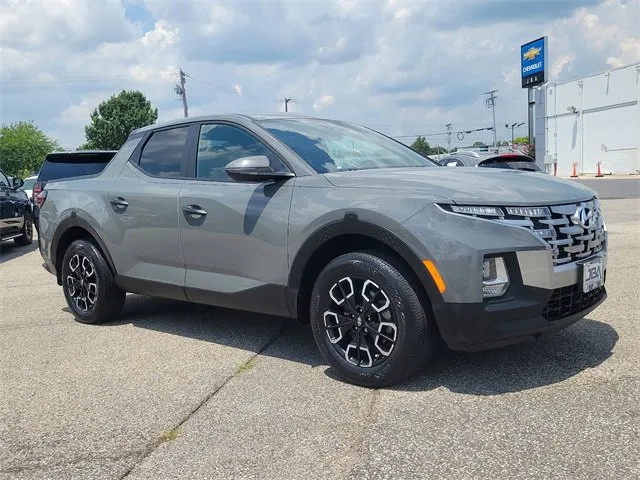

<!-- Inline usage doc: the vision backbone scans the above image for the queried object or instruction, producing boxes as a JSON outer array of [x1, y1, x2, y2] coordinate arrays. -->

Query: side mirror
[[225, 155, 294, 183], [12, 177, 24, 189]]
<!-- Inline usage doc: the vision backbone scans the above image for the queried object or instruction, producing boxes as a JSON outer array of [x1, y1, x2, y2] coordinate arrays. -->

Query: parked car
[[32, 150, 117, 229], [439, 152, 543, 172], [37, 114, 607, 387], [0, 168, 33, 247], [22, 175, 37, 202]]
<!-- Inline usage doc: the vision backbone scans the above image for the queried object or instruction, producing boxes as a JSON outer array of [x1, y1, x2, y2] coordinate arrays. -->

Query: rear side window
[[38, 152, 116, 182], [0, 170, 9, 187], [139, 127, 190, 178]]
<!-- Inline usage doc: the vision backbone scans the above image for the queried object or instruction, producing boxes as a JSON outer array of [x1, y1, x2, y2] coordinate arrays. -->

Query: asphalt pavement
[[571, 176, 639, 199], [1, 198, 638, 480]]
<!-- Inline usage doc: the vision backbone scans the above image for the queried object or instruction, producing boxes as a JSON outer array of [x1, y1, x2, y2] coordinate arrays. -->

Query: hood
[[324, 167, 597, 206]]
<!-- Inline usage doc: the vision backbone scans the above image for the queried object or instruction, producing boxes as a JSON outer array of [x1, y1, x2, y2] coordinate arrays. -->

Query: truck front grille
[[444, 198, 606, 266], [499, 199, 606, 266], [543, 284, 606, 321]]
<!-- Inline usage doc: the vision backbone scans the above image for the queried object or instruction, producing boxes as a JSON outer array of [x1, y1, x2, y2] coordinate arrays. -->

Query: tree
[[0, 121, 62, 177], [410, 136, 432, 157], [82, 90, 158, 150], [513, 136, 529, 145]]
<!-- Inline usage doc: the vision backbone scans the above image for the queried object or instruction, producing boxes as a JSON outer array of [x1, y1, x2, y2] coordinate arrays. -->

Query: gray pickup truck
[[37, 114, 608, 387]]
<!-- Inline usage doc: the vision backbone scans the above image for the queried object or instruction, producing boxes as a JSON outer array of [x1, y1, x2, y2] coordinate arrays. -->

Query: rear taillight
[[36, 190, 47, 207], [32, 181, 42, 203]]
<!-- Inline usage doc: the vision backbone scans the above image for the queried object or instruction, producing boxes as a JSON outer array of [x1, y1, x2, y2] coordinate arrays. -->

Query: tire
[[61, 239, 126, 324], [310, 251, 436, 388], [13, 212, 33, 247]]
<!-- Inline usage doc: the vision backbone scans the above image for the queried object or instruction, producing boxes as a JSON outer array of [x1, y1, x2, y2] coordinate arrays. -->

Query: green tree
[[513, 136, 529, 145], [0, 121, 62, 177], [82, 90, 158, 150], [410, 136, 432, 157]]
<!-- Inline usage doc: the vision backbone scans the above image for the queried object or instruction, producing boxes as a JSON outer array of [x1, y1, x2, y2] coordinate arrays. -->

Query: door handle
[[182, 205, 207, 217], [110, 197, 129, 212]]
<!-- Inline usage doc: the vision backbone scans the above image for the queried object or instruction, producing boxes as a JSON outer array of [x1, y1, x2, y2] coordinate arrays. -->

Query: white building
[[535, 63, 640, 177]]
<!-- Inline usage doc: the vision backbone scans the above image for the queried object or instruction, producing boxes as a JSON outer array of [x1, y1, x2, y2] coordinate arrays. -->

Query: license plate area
[[580, 257, 604, 293]]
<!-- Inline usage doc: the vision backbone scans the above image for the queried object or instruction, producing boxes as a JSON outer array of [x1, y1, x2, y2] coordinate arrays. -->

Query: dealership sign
[[521, 36, 548, 88]]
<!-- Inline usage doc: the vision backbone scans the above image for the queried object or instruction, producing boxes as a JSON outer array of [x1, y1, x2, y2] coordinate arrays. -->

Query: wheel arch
[[51, 214, 116, 286], [288, 214, 444, 327]]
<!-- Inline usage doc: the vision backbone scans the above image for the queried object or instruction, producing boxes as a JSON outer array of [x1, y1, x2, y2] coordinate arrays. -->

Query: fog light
[[483, 256, 510, 298]]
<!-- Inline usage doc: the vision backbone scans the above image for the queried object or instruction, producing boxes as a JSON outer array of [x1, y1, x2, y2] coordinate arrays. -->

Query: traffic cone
[[595, 161, 603, 177], [570, 162, 578, 178]]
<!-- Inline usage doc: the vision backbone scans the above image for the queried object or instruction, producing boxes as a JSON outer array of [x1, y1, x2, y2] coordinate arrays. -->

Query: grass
[[158, 429, 181, 443], [235, 357, 258, 375]]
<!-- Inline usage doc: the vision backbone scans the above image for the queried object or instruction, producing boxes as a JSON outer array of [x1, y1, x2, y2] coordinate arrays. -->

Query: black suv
[[0, 168, 33, 247]]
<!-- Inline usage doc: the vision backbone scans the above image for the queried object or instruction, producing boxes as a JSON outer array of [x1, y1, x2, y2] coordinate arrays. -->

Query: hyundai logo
[[571, 205, 595, 229]]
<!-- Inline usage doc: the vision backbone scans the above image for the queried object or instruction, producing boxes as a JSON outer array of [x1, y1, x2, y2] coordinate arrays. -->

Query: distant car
[[32, 150, 117, 230], [22, 175, 37, 203], [438, 152, 542, 172]]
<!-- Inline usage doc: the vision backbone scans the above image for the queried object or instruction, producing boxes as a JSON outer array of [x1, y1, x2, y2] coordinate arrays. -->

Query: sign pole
[[528, 88, 535, 146]]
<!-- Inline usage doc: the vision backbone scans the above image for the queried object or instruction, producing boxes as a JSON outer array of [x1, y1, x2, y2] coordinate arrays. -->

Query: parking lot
[[1, 196, 638, 480]]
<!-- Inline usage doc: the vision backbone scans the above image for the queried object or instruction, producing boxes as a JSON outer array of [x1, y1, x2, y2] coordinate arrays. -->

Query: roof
[[130, 112, 340, 135]]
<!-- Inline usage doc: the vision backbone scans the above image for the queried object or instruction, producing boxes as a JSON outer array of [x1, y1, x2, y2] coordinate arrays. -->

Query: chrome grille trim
[[441, 198, 607, 266]]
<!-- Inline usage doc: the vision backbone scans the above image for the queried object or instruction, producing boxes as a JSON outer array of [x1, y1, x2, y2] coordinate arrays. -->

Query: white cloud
[[0, 0, 638, 150], [313, 95, 335, 110]]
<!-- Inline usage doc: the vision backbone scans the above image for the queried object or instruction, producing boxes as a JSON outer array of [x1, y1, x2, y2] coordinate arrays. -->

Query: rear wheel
[[310, 251, 435, 387], [61, 239, 125, 324], [13, 213, 33, 246]]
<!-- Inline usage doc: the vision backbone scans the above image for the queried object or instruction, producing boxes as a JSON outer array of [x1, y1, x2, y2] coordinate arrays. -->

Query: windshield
[[257, 118, 437, 173], [22, 178, 36, 190]]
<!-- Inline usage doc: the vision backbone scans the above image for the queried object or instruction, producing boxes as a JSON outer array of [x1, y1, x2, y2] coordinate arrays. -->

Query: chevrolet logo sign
[[523, 46, 541, 61]]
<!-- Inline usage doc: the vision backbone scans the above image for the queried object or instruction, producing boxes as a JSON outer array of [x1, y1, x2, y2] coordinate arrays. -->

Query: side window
[[0, 171, 8, 187], [139, 126, 190, 178], [196, 124, 287, 181]]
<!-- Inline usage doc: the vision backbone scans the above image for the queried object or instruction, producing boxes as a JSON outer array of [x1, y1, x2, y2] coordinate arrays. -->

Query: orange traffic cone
[[595, 161, 603, 177], [570, 162, 578, 178]]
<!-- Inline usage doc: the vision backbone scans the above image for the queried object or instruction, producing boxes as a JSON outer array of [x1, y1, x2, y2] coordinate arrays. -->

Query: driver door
[[178, 122, 294, 316]]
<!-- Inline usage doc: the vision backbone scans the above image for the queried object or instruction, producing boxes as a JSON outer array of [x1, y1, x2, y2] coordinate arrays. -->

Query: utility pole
[[445, 123, 452, 153], [484, 90, 498, 150], [282, 97, 294, 112], [174, 68, 188, 118]]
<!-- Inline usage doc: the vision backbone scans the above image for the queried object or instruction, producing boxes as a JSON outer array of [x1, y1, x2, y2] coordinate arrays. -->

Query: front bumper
[[433, 251, 608, 351]]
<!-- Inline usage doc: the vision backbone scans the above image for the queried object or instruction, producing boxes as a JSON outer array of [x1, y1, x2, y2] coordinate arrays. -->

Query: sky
[[1, 0, 639, 151]]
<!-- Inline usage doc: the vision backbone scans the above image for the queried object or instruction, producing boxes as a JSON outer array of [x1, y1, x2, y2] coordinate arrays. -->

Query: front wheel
[[310, 252, 436, 388], [61, 239, 126, 324]]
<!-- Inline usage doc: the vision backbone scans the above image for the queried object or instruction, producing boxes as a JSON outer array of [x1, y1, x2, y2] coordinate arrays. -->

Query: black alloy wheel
[[310, 251, 436, 387], [61, 239, 126, 324]]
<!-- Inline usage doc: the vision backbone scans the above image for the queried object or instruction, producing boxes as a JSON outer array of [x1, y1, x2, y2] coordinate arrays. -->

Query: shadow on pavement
[[85, 295, 617, 395], [95, 294, 325, 368], [0, 240, 38, 262], [387, 318, 618, 395]]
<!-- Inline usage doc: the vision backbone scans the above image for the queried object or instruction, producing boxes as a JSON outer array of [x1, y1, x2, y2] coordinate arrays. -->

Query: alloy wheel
[[323, 276, 398, 368], [66, 253, 98, 312]]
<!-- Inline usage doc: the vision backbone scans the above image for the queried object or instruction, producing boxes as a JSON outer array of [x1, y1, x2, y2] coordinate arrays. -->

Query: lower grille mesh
[[543, 284, 606, 321]]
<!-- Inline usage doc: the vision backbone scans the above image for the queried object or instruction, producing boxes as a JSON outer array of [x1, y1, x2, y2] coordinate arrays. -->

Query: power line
[[174, 68, 188, 118], [393, 126, 493, 140]]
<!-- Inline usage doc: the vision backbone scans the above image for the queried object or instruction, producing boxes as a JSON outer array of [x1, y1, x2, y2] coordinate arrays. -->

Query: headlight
[[451, 205, 503, 216], [482, 256, 510, 298], [505, 206, 551, 217]]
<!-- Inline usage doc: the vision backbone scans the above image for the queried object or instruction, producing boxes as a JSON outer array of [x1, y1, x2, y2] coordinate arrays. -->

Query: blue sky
[[1, 0, 638, 150]]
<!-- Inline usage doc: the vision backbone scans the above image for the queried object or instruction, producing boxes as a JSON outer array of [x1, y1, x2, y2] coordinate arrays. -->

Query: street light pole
[[506, 122, 525, 145]]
